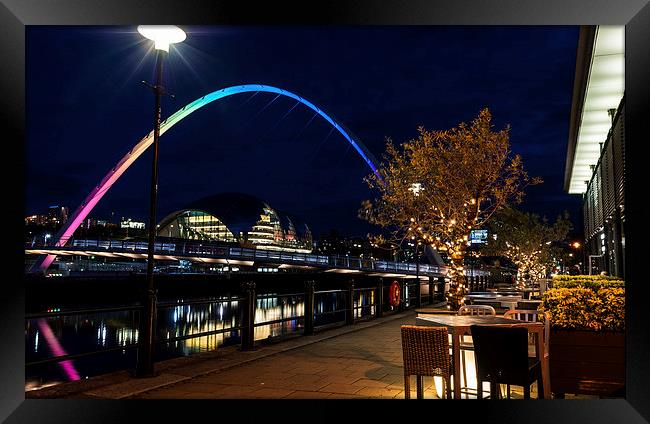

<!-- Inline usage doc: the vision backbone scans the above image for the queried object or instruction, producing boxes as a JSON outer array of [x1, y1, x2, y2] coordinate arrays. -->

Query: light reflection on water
[[159, 298, 242, 355], [255, 295, 304, 341], [25, 289, 376, 391]]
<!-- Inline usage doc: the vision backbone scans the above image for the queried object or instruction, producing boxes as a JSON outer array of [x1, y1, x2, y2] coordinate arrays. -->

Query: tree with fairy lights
[[483, 207, 572, 289], [360, 108, 540, 310]]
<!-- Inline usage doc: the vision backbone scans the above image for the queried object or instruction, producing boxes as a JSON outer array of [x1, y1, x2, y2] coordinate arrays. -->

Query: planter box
[[549, 329, 625, 397]]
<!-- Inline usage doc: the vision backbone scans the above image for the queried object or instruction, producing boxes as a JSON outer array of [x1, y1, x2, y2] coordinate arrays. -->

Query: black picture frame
[[2, 1, 648, 422]]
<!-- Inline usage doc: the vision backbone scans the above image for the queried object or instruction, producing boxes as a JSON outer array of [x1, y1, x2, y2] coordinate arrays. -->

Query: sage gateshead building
[[564, 26, 625, 277], [157, 192, 313, 253]]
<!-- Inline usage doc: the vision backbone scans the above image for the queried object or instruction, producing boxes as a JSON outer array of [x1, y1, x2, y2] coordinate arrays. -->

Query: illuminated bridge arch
[[32, 84, 381, 272]]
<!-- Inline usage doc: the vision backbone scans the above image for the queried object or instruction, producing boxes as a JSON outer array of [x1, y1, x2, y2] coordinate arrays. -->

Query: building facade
[[25, 205, 69, 226], [157, 192, 313, 253], [564, 26, 625, 277]]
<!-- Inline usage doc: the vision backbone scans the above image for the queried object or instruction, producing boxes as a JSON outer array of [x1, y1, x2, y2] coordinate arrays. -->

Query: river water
[[25, 288, 380, 391]]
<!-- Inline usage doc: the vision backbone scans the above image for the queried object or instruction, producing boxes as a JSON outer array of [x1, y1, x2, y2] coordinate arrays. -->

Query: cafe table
[[464, 294, 524, 310], [415, 314, 549, 399]]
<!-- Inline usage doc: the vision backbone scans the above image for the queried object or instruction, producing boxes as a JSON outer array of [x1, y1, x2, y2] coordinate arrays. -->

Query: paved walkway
[[133, 312, 415, 399]]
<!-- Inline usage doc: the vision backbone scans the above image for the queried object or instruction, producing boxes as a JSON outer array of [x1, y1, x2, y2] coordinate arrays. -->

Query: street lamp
[[135, 25, 185, 378], [137, 25, 186, 52], [570, 241, 584, 274]]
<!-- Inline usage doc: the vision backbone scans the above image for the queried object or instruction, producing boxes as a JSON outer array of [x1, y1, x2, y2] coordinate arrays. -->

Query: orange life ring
[[389, 281, 401, 307]]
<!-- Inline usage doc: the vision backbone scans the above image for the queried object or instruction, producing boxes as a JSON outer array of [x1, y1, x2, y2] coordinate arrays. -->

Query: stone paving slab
[[131, 311, 426, 399], [84, 372, 191, 399]]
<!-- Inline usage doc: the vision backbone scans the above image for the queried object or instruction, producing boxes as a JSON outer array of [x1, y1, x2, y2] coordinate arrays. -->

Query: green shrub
[[552, 280, 625, 290], [550, 274, 624, 290], [552, 274, 622, 282], [539, 286, 625, 331]]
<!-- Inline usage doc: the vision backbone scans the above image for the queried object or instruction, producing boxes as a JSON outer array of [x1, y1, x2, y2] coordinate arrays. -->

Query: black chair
[[470, 325, 543, 399]]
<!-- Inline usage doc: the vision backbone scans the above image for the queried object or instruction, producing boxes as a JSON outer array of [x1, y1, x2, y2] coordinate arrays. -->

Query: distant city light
[[120, 218, 145, 229]]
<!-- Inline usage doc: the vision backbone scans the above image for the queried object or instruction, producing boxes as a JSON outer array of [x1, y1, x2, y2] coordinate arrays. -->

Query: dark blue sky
[[26, 26, 583, 238]]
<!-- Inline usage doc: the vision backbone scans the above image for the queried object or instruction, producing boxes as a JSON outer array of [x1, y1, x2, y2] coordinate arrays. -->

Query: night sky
[[26, 26, 583, 238]]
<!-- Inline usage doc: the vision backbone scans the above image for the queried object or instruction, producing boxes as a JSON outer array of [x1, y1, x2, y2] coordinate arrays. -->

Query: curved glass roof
[[158, 192, 312, 246], [182, 192, 272, 236]]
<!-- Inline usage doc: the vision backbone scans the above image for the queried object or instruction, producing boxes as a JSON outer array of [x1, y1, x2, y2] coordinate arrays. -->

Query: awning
[[565, 26, 624, 194]]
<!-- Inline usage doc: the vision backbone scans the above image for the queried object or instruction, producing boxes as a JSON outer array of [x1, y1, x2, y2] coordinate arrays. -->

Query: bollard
[[304, 280, 315, 335], [417, 278, 422, 308], [240, 281, 256, 350], [428, 276, 434, 305], [346, 279, 355, 325], [135, 286, 157, 377]]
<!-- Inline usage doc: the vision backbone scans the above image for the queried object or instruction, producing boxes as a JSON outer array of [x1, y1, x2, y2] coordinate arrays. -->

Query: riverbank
[[26, 309, 422, 399]]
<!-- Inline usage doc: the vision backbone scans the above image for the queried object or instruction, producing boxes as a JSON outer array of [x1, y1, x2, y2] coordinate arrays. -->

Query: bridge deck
[[25, 239, 483, 278]]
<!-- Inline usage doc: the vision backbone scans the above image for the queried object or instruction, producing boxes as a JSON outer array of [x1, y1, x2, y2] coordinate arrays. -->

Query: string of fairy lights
[[503, 241, 547, 290], [404, 190, 484, 309], [403, 188, 555, 306]]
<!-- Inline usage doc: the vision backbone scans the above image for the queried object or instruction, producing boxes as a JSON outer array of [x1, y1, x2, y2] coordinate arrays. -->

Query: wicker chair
[[401, 325, 453, 399]]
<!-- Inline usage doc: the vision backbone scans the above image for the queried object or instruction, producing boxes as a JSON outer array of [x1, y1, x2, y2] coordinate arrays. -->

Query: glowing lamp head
[[137, 25, 186, 52]]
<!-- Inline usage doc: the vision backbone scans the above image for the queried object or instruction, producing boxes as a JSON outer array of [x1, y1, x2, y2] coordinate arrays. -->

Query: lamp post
[[571, 241, 583, 274], [135, 25, 186, 378]]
